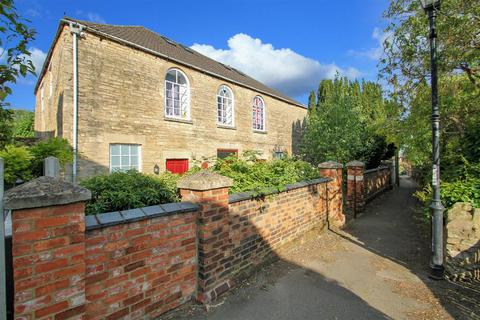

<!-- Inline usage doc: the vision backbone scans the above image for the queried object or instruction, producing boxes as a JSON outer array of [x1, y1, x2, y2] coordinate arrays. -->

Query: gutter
[[42, 18, 305, 109]]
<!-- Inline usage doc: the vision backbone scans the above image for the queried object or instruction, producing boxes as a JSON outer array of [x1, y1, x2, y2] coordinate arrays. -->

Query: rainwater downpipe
[[69, 23, 84, 184]]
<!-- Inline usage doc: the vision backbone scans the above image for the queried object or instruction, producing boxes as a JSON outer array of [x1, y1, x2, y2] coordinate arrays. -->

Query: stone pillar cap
[[4, 176, 91, 210], [318, 161, 343, 169], [346, 160, 365, 167], [177, 170, 233, 191]]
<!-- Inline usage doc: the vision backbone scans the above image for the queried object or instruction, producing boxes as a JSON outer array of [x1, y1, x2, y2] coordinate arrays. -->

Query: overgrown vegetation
[[301, 77, 397, 168], [12, 109, 34, 138], [381, 0, 480, 212], [213, 151, 320, 193], [81, 152, 320, 215], [0, 137, 73, 186]]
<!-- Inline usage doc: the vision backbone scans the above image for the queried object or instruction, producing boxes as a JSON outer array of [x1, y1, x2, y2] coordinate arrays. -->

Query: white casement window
[[217, 85, 234, 126], [252, 96, 265, 131], [165, 68, 190, 120], [109, 144, 141, 172]]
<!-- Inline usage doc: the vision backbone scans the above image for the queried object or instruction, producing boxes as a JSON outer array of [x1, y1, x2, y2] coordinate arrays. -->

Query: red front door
[[166, 159, 189, 174]]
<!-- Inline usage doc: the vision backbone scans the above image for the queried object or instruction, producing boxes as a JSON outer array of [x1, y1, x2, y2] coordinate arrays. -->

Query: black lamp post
[[419, 0, 444, 279]]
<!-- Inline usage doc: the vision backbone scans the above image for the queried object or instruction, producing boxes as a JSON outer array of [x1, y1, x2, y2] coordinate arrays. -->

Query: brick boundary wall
[[6, 166, 345, 319], [364, 166, 392, 203], [177, 168, 344, 303], [83, 204, 198, 319]]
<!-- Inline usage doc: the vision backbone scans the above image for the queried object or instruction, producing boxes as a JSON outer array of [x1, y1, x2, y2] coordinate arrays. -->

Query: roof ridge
[[63, 17, 145, 28]]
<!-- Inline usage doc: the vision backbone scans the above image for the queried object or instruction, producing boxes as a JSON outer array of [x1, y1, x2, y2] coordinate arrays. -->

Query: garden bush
[[80, 170, 180, 215], [80, 153, 321, 215], [213, 152, 320, 194], [29, 137, 73, 177], [0, 145, 32, 185]]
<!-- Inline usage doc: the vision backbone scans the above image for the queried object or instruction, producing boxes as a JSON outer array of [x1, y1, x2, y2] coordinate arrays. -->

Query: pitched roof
[[36, 17, 305, 108]]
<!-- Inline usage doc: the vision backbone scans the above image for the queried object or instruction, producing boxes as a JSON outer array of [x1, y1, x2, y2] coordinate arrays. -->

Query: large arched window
[[252, 96, 265, 131], [217, 85, 234, 126], [165, 68, 190, 119]]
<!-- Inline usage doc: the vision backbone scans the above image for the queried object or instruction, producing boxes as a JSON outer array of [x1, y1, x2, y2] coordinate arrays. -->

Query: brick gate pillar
[[5, 176, 91, 320], [177, 171, 233, 304], [346, 161, 365, 217], [319, 161, 345, 227]]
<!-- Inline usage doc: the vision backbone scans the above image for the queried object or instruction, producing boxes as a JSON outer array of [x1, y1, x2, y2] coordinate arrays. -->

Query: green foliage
[[0, 144, 32, 185], [12, 109, 34, 137], [0, 0, 37, 102], [415, 161, 480, 221], [29, 138, 73, 177], [0, 106, 12, 148], [80, 170, 181, 215], [301, 76, 397, 167], [213, 152, 320, 194]]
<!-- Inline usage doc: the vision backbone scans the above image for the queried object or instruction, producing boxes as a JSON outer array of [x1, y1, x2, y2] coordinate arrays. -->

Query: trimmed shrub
[[29, 137, 73, 177], [80, 170, 180, 215]]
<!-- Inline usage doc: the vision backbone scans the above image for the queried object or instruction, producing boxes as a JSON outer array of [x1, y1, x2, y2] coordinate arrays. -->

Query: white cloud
[[29, 47, 47, 74], [349, 27, 392, 61], [86, 12, 106, 24], [75, 10, 106, 24], [191, 34, 361, 98]]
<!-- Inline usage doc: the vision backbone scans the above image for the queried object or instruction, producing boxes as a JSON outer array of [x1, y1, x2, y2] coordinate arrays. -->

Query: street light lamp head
[[419, 0, 441, 11]]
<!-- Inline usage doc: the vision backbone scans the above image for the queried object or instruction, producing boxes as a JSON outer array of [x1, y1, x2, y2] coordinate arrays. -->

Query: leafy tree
[[301, 77, 397, 167], [307, 90, 316, 112], [381, 0, 480, 97], [0, 0, 36, 146], [12, 109, 34, 137]]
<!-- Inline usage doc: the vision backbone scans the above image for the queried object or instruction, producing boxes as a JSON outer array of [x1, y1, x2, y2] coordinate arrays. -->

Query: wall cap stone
[[177, 170, 233, 191], [346, 160, 365, 167], [318, 161, 343, 169], [4, 176, 91, 210]]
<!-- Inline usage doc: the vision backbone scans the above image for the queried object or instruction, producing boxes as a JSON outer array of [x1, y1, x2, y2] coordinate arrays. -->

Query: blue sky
[[9, 0, 390, 110]]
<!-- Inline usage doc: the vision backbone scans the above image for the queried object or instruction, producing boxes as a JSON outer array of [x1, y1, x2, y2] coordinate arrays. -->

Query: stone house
[[34, 17, 307, 180]]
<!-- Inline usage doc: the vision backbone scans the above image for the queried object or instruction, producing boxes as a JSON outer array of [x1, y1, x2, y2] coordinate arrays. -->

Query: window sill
[[217, 124, 236, 130], [253, 129, 267, 134], [164, 117, 193, 125]]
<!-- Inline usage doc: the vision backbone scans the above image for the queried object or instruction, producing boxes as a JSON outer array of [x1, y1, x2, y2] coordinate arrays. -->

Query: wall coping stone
[[364, 166, 389, 174], [4, 176, 91, 210], [346, 160, 365, 167], [177, 170, 233, 191], [229, 177, 332, 204], [85, 201, 199, 231], [318, 161, 343, 169]]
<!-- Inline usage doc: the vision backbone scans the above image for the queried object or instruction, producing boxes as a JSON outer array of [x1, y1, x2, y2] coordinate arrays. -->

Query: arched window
[[165, 68, 190, 119], [252, 96, 265, 131], [217, 85, 234, 126]]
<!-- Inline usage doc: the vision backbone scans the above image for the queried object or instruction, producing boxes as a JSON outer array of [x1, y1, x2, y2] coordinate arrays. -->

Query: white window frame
[[216, 85, 234, 127], [164, 68, 190, 120], [252, 95, 266, 131], [109, 144, 142, 173]]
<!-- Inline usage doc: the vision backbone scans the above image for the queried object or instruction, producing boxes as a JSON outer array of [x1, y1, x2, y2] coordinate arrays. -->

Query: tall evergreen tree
[[307, 90, 316, 113]]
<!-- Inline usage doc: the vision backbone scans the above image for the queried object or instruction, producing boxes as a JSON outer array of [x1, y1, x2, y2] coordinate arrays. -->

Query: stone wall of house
[[35, 25, 73, 139], [35, 26, 307, 179], [445, 202, 480, 281]]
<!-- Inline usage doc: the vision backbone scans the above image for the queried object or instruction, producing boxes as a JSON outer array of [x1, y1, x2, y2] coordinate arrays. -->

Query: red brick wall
[[364, 167, 391, 201], [181, 179, 335, 302], [84, 212, 197, 319], [12, 202, 87, 320]]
